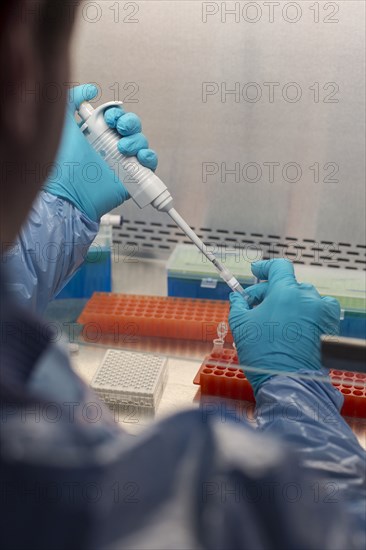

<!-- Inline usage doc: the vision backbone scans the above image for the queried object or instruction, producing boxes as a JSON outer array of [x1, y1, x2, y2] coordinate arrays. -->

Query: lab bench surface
[[70, 344, 201, 436], [46, 257, 366, 447]]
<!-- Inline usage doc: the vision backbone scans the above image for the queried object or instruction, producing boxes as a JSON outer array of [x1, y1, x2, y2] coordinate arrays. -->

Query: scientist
[[0, 1, 365, 549]]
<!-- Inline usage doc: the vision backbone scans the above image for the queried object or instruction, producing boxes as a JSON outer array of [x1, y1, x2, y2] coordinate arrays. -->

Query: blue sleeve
[[2, 191, 99, 314], [255, 372, 366, 537]]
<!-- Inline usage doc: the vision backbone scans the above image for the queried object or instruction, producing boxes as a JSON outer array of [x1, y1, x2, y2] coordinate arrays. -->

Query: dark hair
[[1, 0, 80, 53], [38, 0, 80, 51]]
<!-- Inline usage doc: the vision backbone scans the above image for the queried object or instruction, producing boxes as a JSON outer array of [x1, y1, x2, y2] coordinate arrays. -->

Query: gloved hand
[[44, 84, 158, 222], [229, 259, 341, 395]]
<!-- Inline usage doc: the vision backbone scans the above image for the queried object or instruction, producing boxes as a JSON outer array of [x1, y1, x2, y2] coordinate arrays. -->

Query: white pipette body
[[78, 101, 249, 299]]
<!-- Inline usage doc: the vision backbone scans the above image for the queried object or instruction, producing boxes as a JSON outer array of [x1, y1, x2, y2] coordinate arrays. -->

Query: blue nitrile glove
[[229, 259, 341, 395], [44, 84, 158, 222]]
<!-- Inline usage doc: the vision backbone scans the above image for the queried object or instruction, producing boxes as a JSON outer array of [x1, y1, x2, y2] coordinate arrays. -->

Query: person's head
[[0, 0, 81, 248]]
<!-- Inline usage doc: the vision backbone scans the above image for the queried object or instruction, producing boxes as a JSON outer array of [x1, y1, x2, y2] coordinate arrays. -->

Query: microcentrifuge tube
[[212, 321, 229, 352], [217, 321, 228, 342]]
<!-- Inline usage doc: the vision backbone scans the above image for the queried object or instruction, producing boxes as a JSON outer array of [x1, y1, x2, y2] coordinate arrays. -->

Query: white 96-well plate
[[91, 349, 168, 410]]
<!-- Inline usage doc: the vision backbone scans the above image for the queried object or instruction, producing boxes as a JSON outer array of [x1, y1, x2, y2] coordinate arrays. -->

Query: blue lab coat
[[1, 192, 365, 549]]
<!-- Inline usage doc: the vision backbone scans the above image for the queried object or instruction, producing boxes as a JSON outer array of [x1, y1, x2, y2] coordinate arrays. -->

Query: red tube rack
[[331, 370, 366, 417], [78, 293, 233, 342], [193, 348, 366, 418]]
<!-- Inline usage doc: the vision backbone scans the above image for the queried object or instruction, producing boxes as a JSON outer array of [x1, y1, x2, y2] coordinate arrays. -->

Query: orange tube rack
[[193, 348, 366, 418], [77, 293, 233, 343]]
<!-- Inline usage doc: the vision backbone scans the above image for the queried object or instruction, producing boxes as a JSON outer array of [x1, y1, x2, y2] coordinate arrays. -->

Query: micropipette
[[78, 100, 249, 299]]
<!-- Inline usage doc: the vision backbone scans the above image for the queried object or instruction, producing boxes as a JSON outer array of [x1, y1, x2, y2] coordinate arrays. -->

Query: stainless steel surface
[[112, 221, 366, 269], [72, 0, 365, 249]]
